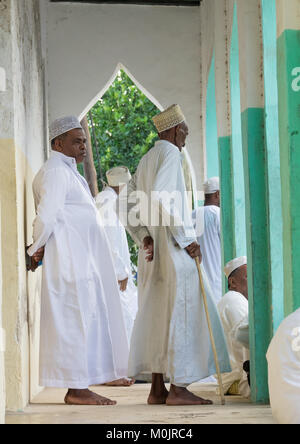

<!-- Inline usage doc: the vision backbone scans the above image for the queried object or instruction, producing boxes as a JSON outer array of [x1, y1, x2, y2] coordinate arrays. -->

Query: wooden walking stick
[[195, 257, 225, 405]]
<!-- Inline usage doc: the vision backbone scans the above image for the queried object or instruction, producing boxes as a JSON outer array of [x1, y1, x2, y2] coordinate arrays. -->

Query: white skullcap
[[204, 177, 220, 194], [152, 104, 185, 133], [106, 166, 132, 187], [224, 256, 247, 279], [49, 116, 83, 142]]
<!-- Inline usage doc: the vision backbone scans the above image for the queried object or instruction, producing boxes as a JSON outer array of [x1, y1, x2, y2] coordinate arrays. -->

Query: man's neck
[[204, 200, 219, 207], [159, 137, 181, 152]]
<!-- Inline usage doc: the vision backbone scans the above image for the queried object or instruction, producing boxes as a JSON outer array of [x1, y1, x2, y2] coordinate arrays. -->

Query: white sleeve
[[233, 315, 250, 349], [27, 168, 69, 256], [223, 302, 248, 333]]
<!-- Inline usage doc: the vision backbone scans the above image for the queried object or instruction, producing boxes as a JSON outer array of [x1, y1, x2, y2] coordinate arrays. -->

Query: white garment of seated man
[[218, 291, 250, 398], [267, 308, 300, 424]]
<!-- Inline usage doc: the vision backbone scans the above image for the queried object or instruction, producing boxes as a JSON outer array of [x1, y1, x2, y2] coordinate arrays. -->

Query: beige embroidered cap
[[152, 104, 186, 133]]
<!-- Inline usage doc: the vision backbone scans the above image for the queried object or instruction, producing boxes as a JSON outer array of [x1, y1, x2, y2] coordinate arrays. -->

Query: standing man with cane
[[122, 105, 230, 406]]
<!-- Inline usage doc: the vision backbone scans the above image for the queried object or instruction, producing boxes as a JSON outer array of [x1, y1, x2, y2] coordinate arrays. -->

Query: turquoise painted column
[[261, 0, 284, 332], [276, 0, 300, 316], [214, 0, 235, 292], [230, 3, 247, 258], [237, 0, 272, 403]]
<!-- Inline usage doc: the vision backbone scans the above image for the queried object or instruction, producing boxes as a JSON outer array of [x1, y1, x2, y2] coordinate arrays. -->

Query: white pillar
[[0, 202, 5, 424], [0, 60, 6, 424], [0, 67, 6, 92], [214, 0, 236, 277]]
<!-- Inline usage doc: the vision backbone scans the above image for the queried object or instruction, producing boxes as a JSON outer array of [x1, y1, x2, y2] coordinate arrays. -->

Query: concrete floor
[[5, 382, 276, 424]]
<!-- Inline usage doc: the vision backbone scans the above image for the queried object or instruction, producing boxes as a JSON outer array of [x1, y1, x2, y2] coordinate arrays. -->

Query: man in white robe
[[27, 116, 129, 405], [193, 177, 222, 304], [96, 166, 138, 386], [266, 308, 300, 424], [217, 256, 250, 397], [121, 105, 231, 406]]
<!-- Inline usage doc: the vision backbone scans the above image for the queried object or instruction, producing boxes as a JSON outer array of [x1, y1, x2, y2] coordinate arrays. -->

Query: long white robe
[[95, 186, 138, 344], [266, 308, 300, 424], [192, 206, 222, 304], [122, 140, 231, 385], [28, 151, 129, 389], [217, 291, 250, 397]]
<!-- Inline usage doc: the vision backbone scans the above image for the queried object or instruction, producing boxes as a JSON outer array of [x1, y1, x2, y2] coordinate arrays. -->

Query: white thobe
[[28, 151, 129, 389], [95, 186, 138, 344], [266, 308, 300, 424], [217, 291, 250, 397], [122, 140, 231, 385], [192, 206, 222, 304]]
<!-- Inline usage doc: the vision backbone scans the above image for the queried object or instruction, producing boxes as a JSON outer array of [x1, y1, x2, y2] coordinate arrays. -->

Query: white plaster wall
[[0, 68, 5, 93], [47, 2, 203, 188], [0, 0, 46, 410], [11, 0, 47, 404], [0, 203, 4, 424], [0, 0, 13, 140], [0, 52, 6, 427]]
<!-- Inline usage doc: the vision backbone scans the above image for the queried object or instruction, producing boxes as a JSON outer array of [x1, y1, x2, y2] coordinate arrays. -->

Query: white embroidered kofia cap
[[203, 177, 220, 194], [49, 116, 83, 142], [152, 104, 186, 133], [106, 166, 132, 187], [224, 256, 247, 279]]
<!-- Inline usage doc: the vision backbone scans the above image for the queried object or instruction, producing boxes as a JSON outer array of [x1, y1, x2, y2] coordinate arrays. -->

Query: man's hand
[[118, 277, 128, 292], [143, 236, 154, 262], [185, 242, 202, 262], [27, 246, 45, 272]]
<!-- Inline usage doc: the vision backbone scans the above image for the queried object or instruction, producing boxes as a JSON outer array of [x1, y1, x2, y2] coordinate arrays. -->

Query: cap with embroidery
[[152, 104, 185, 133], [49, 116, 83, 142]]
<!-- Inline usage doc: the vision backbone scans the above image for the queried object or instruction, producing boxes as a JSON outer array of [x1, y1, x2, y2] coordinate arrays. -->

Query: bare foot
[[147, 373, 169, 405], [103, 378, 135, 387], [148, 387, 169, 405], [166, 385, 213, 406], [64, 389, 117, 406]]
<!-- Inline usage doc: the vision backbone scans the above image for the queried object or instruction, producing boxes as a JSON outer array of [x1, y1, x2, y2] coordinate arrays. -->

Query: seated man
[[217, 256, 250, 397], [267, 308, 300, 424]]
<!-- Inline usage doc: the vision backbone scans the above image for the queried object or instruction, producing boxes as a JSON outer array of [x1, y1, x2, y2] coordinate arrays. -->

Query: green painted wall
[[241, 108, 272, 403], [230, 3, 247, 258], [261, 0, 284, 332], [277, 29, 300, 315], [206, 53, 219, 179], [218, 136, 235, 294]]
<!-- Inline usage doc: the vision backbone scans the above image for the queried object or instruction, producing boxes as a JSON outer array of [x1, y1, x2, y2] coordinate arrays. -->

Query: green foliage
[[86, 69, 159, 266], [87, 69, 159, 187]]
